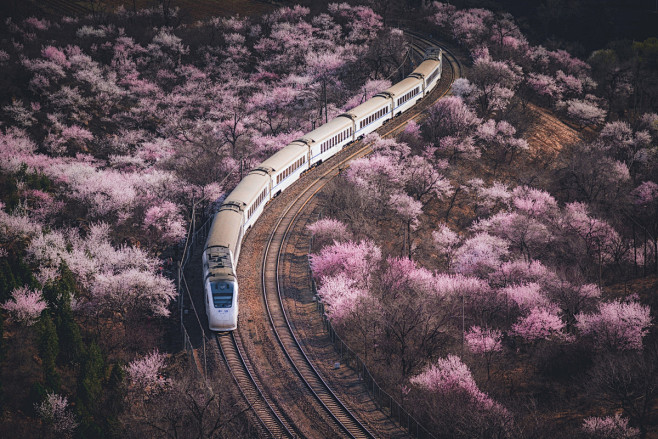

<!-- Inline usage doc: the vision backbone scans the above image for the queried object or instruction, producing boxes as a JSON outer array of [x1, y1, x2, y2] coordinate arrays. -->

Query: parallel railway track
[[215, 33, 462, 438]]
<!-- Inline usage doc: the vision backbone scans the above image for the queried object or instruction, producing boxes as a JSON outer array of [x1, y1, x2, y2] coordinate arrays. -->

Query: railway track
[[216, 34, 462, 438], [217, 332, 298, 438]]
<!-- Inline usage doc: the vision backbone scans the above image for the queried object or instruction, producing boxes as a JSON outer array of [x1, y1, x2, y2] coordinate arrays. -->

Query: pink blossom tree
[[453, 232, 510, 277], [375, 257, 454, 380], [432, 223, 460, 268], [499, 283, 549, 312], [142, 201, 186, 246], [565, 98, 606, 129], [464, 326, 502, 380], [127, 350, 168, 394], [35, 392, 78, 438], [582, 414, 640, 439], [456, 58, 522, 116], [1, 286, 47, 325], [307, 218, 349, 248], [310, 240, 381, 289], [576, 300, 652, 351], [389, 192, 423, 258], [316, 273, 368, 324], [409, 354, 511, 437], [511, 306, 567, 343]]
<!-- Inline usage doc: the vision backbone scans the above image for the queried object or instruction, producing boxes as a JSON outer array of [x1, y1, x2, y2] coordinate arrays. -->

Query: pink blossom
[[2, 286, 47, 325], [382, 257, 436, 296], [500, 283, 548, 310], [511, 307, 566, 342], [127, 350, 168, 393], [511, 186, 558, 218], [0, 210, 44, 244], [24, 17, 50, 31], [343, 79, 392, 111], [411, 354, 504, 412], [526, 72, 562, 100], [317, 273, 368, 323], [310, 240, 381, 288], [346, 154, 405, 201], [453, 232, 510, 277], [432, 223, 459, 262], [451, 9, 493, 46], [555, 70, 583, 96], [631, 181, 658, 207], [465, 326, 502, 354], [307, 218, 349, 244], [389, 192, 423, 229], [582, 414, 640, 439], [427, 2, 456, 27], [35, 393, 78, 437], [489, 260, 554, 288], [426, 96, 481, 139], [143, 201, 186, 245], [566, 98, 606, 127], [576, 300, 652, 350], [41, 46, 69, 67], [433, 273, 490, 299], [91, 268, 176, 317]]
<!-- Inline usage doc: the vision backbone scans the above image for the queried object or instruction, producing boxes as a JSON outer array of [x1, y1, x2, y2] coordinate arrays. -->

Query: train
[[203, 50, 443, 331]]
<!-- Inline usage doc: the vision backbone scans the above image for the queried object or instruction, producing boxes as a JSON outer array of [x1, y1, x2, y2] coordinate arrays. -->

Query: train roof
[[205, 245, 235, 282], [206, 204, 243, 250], [258, 141, 308, 173], [342, 95, 390, 120], [223, 169, 270, 209], [381, 76, 422, 98], [299, 116, 353, 145], [411, 57, 441, 78]]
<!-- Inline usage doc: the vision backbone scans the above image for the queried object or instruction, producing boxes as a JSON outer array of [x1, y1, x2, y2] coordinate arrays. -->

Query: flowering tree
[[454, 58, 522, 116], [410, 354, 512, 437], [452, 232, 510, 277], [310, 240, 381, 288], [511, 306, 567, 343], [307, 218, 349, 248], [127, 350, 168, 394], [316, 273, 368, 324], [1, 286, 46, 325], [375, 257, 454, 380], [35, 392, 78, 438], [464, 326, 502, 380], [565, 98, 606, 129], [423, 96, 481, 154], [576, 300, 652, 351], [582, 414, 640, 439], [432, 223, 460, 268]]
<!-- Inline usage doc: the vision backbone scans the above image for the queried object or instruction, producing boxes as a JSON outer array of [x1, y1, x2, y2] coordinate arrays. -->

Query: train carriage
[[411, 52, 442, 95], [259, 141, 309, 196], [300, 117, 354, 167], [342, 95, 392, 139], [381, 76, 424, 117], [223, 169, 271, 231]]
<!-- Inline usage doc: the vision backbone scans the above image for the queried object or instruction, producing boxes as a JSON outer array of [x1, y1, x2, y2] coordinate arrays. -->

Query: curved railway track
[[215, 34, 463, 438]]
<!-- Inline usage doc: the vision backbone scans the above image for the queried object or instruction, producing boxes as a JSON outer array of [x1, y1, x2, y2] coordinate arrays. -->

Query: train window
[[211, 281, 234, 308]]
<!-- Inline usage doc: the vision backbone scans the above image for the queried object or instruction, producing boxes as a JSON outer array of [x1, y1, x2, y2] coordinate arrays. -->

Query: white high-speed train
[[203, 50, 442, 331]]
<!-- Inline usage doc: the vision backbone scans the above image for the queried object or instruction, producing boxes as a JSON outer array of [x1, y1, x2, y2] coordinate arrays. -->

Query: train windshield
[[210, 282, 234, 308]]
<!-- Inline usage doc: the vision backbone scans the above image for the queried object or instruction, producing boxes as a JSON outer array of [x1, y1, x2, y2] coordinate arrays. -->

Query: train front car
[[203, 204, 244, 331], [204, 247, 238, 331]]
